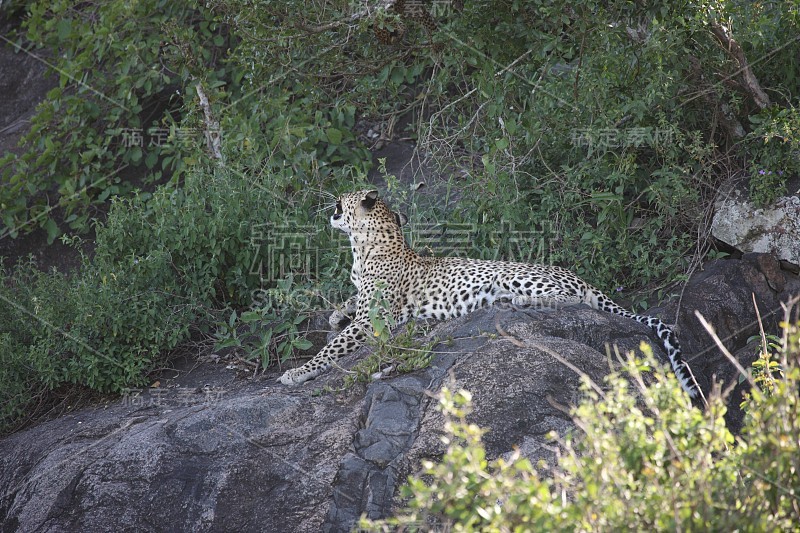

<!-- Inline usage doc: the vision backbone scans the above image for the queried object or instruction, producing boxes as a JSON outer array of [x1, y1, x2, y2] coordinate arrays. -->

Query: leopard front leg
[[329, 294, 359, 330], [278, 321, 368, 385]]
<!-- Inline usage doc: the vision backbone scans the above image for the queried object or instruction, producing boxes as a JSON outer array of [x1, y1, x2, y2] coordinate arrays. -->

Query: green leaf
[[97, 187, 112, 202], [293, 338, 313, 350], [505, 118, 518, 136], [145, 150, 158, 169], [56, 18, 72, 41], [44, 217, 60, 244], [240, 311, 261, 323], [326, 127, 343, 145], [260, 348, 272, 369], [215, 337, 241, 350], [262, 329, 273, 347], [390, 68, 405, 85]]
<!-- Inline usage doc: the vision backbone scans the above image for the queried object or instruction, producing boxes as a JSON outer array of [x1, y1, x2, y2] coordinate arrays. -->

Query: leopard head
[[331, 189, 408, 240]]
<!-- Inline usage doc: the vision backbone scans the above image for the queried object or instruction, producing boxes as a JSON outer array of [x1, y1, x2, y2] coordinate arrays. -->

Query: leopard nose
[[332, 213, 342, 221]]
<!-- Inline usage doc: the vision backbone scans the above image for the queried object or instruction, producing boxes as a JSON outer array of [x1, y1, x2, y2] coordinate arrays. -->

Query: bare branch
[[694, 310, 755, 390], [688, 55, 746, 141], [194, 82, 222, 161], [709, 22, 771, 110]]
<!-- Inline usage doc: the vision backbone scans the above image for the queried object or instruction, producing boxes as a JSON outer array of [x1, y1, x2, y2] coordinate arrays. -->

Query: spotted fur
[[278, 190, 699, 399]]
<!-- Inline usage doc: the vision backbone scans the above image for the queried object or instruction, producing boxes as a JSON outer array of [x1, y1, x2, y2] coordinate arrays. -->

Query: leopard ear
[[361, 190, 379, 210], [394, 212, 408, 227]]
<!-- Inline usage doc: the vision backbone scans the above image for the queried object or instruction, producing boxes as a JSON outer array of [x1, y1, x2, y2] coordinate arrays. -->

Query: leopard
[[278, 189, 700, 399]]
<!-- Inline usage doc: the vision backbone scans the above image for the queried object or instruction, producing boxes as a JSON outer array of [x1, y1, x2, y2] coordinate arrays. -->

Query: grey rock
[[712, 178, 800, 268], [1, 387, 361, 532], [2, 256, 798, 532], [660, 253, 800, 431]]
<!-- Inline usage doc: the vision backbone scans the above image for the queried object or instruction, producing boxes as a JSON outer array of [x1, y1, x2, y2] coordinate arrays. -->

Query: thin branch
[[694, 310, 755, 390], [687, 54, 745, 141], [752, 293, 769, 360], [709, 22, 771, 110], [194, 82, 222, 161], [294, 1, 395, 34]]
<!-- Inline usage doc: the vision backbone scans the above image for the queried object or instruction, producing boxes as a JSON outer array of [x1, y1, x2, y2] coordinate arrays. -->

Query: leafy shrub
[[212, 278, 317, 371], [362, 328, 800, 531], [0, 163, 355, 431], [214, 0, 799, 301], [7, 0, 797, 297], [745, 107, 800, 206], [338, 325, 435, 390], [0, 0, 371, 240], [1, 0, 375, 430], [0, 0, 230, 238], [0, 249, 192, 431]]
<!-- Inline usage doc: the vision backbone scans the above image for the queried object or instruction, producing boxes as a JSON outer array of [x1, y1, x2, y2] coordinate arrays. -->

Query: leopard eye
[[335, 201, 342, 214]]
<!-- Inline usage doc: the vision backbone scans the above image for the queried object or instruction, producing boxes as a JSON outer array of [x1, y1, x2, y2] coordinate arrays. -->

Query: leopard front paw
[[328, 309, 351, 330], [278, 367, 310, 385], [278, 364, 327, 385]]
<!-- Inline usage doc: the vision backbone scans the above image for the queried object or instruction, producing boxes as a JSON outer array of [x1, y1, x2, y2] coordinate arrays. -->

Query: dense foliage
[[362, 322, 800, 531], [0, 166, 352, 428], [0, 0, 798, 431]]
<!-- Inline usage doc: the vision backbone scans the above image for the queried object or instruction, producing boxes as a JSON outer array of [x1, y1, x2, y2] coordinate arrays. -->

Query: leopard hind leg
[[495, 271, 585, 311], [329, 294, 359, 330]]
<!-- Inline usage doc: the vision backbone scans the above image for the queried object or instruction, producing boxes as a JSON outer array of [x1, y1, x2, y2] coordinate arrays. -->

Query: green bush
[[0, 0, 373, 431], [219, 0, 798, 300], [0, 0, 230, 238], [0, 0, 372, 241], [746, 107, 800, 206], [0, 164, 356, 432], [6, 0, 797, 296], [362, 325, 800, 531], [0, 250, 191, 430]]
